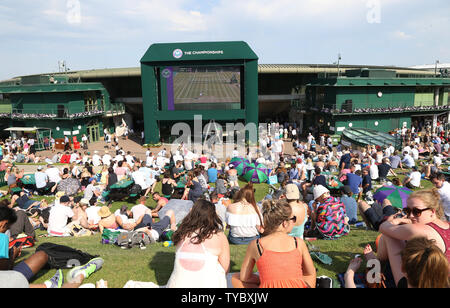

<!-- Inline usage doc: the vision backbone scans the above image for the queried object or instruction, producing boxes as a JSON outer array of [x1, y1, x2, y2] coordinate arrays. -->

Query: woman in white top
[[226, 183, 264, 245], [166, 199, 229, 288]]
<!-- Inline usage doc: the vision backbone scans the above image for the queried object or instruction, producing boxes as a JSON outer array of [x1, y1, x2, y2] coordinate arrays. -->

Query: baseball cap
[[313, 185, 329, 201], [285, 184, 301, 200], [37, 165, 43, 171]]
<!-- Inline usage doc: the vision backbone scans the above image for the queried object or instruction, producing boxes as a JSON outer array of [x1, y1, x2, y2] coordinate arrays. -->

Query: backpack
[[129, 184, 142, 196], [116, 231, 153, 249], [35, 242, 98, 269]]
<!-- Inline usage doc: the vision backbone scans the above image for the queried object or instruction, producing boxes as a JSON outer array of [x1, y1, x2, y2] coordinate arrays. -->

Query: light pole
[[337, 53, 342, 77], [435, 60, 440, 77]]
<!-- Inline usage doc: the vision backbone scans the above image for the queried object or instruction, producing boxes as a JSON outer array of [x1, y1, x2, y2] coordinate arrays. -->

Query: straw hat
[[98, 206, 112, 218]]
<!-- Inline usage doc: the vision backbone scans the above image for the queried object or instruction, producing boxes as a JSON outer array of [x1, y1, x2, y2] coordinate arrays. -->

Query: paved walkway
[[20, 136, 297, 173]]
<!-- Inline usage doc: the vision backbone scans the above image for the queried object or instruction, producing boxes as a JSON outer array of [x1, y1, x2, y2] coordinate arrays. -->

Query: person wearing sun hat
[[97, 206, 119, 234], [307, 185, 350, 240]]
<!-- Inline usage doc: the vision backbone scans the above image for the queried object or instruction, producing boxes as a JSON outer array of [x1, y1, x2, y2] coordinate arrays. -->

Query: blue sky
[[0, 0, 449, 80]]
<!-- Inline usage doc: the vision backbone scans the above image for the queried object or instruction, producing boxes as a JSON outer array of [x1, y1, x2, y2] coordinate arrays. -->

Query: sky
[[0, 0, 449, 81]]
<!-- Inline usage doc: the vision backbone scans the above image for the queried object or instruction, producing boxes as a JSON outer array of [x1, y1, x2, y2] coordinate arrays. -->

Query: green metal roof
[[141, 41, 258, 63], [0, 82, 107, 94], [342, 128, 402, 149], [308, 77, 450, 87]]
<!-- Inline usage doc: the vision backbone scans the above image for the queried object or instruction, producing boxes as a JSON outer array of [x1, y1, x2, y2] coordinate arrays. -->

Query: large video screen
[[160, 65, 242, 111]]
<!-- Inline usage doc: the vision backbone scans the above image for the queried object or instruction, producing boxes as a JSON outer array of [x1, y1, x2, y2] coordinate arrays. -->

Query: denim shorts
[[228, 234, 260, 245]]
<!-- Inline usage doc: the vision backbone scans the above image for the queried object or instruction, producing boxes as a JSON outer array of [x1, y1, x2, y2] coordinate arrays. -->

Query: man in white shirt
[[411, 145, 419, 161], [102, 151, 112, 166], [131, 197, 152, 222], [131, 167, 152, 197], [430, 173, 450, 221], [70, 151, 80, 164], [45, 164, 62, 185], [47, 196, 75, 237], [92, 151, 102, 167], [403, 167, 422, 189]]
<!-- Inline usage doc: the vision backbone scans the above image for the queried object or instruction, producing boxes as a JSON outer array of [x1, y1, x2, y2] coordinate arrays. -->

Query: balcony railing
[[5, 106, 105, 120], [320, 101, 450, 115], [104, 102, 126, 117]]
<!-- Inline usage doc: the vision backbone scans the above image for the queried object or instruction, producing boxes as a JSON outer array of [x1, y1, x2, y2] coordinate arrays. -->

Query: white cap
[[313, 185, 329, 201]]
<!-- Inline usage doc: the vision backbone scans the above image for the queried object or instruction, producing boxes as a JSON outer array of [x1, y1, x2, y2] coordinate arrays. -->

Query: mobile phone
[[394, 211, 405, 219]]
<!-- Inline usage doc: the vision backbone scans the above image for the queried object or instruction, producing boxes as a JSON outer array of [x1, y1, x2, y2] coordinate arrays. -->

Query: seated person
[[34, 166, 57, 196], [307, 185, 349, 240], [47, 196, 76, 237], [232, 199, 316, 288], [403, 166, 422, 189], [151, 192, 169, 217], [340, 186, 358, 224]]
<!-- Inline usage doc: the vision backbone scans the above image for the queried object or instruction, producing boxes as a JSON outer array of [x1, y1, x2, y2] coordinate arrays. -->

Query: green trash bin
[[331, 134, 341, 146], [0, 171, 6, 188]]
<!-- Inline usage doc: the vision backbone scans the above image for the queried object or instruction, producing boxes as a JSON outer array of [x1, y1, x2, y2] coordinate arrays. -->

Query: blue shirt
[[207, 168, 218, 183], [346, 173, 362, 195], [0, 233, 9, 259], [340, 195, 358, 224]]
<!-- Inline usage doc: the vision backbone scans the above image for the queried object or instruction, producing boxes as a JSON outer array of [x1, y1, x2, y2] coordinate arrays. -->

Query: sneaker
[[67, 257, 104, 282], [46, 269, 64, 288], [316, 275, 333, 288]]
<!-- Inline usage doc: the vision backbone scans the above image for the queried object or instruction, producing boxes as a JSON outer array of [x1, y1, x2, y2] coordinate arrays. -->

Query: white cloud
[[391, 30, 414, 40]]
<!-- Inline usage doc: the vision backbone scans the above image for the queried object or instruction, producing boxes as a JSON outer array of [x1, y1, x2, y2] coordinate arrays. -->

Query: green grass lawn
[[0, 165, 443, 288]]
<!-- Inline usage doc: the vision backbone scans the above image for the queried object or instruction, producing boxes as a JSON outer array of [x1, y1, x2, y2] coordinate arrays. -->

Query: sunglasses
[[404, 207, 432, 217], [288, 216, 297, 223]]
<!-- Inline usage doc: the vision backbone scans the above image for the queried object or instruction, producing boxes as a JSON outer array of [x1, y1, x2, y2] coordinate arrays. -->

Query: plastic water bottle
[[355, 222, 367, 229], [163, 241, 173, 247]]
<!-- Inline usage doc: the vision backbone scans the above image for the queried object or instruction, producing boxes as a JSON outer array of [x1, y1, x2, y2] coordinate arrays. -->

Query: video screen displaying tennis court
[[161, 66, 242, 110]]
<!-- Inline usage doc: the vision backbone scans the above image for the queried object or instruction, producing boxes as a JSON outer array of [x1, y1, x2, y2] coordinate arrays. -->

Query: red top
[[256, 237, 308, 288], [427, 222, 450, 263]]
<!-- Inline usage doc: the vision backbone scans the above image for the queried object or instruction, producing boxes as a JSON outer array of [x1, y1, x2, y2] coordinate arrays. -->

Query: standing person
[[166, 199, 229, 288], [81, 134, 88, 150], [50, 136, 56, 153], [63, 135, 71, 152], [233, 199, 316, 288]]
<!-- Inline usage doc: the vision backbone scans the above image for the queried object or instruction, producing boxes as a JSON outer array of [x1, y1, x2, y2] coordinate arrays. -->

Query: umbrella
[[229, 157, 250, 176], [243, 163, 269, 184], [373, 185, 413, 209], [57, 178, 81, 196]]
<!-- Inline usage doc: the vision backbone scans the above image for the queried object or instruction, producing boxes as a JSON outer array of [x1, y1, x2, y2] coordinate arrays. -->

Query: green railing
[[321, 101, 450, 115], [7, 106, 105, 120]]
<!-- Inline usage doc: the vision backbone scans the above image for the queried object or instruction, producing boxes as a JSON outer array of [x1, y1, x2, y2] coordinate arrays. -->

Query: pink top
[[427, 222, 450, 263]]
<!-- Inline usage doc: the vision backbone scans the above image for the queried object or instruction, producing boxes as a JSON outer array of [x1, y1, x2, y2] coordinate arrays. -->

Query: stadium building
[[1, 41, 448, 147]]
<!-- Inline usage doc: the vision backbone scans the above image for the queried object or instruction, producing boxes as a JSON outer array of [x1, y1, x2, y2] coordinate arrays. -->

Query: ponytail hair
[[401, 237, 449, 288], [261, 199, 292, 236]]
